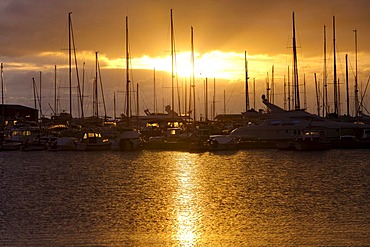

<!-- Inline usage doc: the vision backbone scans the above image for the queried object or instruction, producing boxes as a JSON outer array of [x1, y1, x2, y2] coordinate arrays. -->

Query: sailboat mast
[[253, 78, 256, 109], [39, 71, 42, 117], [354, 29, 359, 116], [223, 90, 226, 115], [125, 16, 130, 121], [1, 63, 3, 107], [82, 62, 85, 113], [245, 51, 249, 111], [288, 66, 291, 110], [213, 78, 216, 120], [1, 63, 4, 128], [114, 92, 116, 120], [97, 55, 107, 119], [191, 26, 196, 123], [345, 54, 350, 116], [284, 74, 287, 110], [54, 65, 57, 116], [323, 25, 328, 116], [94, 51, 99, 117], [153, 68, 156, 113], [32, 77, 37, 111], [136, 83, 139, 118], [314, 73, 320, 116], [266, 72, 270, 102], [205, 77, 208, 121], [292, 12, 300, 110], [304, 74, 307, 109], [271, 65, 274, 104], [170, 9, 175, 117], [68, 12, 72, 117], [333, 16, 338, 115]]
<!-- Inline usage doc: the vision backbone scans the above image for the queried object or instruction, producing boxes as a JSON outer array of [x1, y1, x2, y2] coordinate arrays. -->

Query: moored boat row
[[2, 96, 370, 152]]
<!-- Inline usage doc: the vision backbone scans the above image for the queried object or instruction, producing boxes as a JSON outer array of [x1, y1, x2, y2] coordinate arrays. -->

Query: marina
[[1, 1, 370, 246]]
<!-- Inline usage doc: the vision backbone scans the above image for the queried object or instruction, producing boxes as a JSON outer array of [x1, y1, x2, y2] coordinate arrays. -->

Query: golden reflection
[[171, 152, 202, 246]]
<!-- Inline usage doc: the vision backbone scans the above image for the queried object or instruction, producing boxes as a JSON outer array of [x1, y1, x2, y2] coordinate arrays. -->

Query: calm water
[[1, 149, 369, 246]]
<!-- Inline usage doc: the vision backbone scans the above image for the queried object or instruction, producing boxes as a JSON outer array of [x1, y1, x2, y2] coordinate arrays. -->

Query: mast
[[153, 68, 157, 113], [303, 74, 307, 109], [184, 76, 187, 116], [191, 26, 196, 123], [271, 65, 274, 104], [287, 66, 291, 110], [333, 16, 338, 115], [114, 92, 116, 120], [245, 51, 249, 111], [213, 78, 216, 120], [223, 89, 226, 115], [345, 54, 350, 116], [284, 74, 287, 110], [125, 16, 130, 122], [98, 53, 107, 120], [354, 29, 359, 116], [1, 63, 4, 128], [314, 73, 320, 116], [82, 62, 85, 114], [32, 78, 37, 111], [170, 9, 175, 117], [205, 77, 208, 121], [54, 65, 57, 116], [68, 12, 72, 117], [292, 12, 300, 110], [39, 71, 42, 117], [1, 63, 3, 107], [94, 51, 99, 117], [323, 25, 328, 116], [253, 78, 256, 109], [136, 83, 139, 118], [266, 72, 270, 102]]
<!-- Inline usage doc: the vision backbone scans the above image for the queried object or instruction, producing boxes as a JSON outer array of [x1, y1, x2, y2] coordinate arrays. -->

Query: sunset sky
[[1, 0, 370, 119]]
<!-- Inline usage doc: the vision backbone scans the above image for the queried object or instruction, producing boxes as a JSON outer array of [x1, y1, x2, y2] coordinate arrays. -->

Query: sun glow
[[104, 50, 280, 81]]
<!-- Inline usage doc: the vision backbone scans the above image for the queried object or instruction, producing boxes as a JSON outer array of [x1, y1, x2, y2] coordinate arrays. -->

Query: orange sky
[[1, 0, 370, 118]]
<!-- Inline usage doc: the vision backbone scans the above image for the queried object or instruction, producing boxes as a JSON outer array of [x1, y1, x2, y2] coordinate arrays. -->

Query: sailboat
[[109, 16, 143, 151]]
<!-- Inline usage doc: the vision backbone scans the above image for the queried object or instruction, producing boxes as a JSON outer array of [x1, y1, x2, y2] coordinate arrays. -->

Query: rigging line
[[70, 19, 84, 118], [129, 55, 136, 116], [226, 81, 239, 106], [359, 75, 370, 108], [138, 84, 149, 111], [97, 58, 107, 118]]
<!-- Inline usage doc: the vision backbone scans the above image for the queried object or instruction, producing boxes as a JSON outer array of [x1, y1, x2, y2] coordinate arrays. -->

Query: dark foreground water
[[1, 149, 369, 246]]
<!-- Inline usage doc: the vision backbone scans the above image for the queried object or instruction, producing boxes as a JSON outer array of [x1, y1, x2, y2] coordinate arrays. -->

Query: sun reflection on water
[[171, 152, 202, 246]]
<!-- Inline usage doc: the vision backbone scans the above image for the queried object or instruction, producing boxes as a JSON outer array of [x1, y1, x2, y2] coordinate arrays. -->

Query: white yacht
[[229, 95, 370, 148]]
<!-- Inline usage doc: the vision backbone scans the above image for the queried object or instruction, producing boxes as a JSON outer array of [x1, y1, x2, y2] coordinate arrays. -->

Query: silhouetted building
[[0, 104, 38, 122]]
